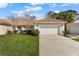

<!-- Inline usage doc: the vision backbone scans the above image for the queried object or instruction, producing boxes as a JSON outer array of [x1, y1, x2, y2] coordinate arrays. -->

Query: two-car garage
[[35, 18, 66, 35], [37, 23, 65, 35], [39, 24, 60, 35], [39, 28, 58, 34]]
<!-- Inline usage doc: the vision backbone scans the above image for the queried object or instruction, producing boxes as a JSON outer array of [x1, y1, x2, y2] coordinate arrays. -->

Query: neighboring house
[[0, 19, 13, 35], [67, 15, 79, 34], [34, 18, 66, 35]]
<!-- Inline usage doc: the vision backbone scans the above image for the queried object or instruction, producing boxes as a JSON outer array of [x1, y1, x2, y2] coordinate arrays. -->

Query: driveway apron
[[39, 34, 79, 56]]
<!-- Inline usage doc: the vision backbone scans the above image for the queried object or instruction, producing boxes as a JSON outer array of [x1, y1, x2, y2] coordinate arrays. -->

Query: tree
[[56, 11, 66, 20], [8, 15, 16, 20], [46, 11, 58, 18], [65, 12, 75, 23], [30, 16, 36, 20], [66, 10, 78, 15], [46, 10, 77, 23], [7, 13, 36, 20], [56, 10, 77, 35], [56, 10, 77, 23]]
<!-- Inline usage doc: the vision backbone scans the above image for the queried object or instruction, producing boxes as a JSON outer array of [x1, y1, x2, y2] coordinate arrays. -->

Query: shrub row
[[7, 29, 39, 36], [26, 30, 39, 36], [31, 29, 39, 36]]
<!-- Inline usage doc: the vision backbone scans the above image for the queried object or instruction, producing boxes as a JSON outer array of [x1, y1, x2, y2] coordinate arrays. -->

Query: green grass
[[0, 34, 39, 56], [72, 37, 79, 42]]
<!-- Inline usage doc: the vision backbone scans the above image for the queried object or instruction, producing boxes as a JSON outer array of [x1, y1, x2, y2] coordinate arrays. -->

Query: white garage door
[[39, 27, 58, 34]]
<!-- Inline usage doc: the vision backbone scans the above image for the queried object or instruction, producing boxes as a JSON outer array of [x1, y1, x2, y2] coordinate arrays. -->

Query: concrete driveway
[[39, 34, 79, 56]]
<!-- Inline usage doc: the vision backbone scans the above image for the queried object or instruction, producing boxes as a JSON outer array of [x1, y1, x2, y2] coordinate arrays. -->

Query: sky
[[0, 3, 79, 19]]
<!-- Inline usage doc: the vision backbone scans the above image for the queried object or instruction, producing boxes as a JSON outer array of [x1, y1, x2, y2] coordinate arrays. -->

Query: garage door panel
[[39, 28, 58, 34], [39, 25, 59, 28], [38, 24, 62, 35]]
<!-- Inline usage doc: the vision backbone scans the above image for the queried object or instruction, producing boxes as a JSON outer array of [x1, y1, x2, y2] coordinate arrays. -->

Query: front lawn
[[0, 34, 39, 56]]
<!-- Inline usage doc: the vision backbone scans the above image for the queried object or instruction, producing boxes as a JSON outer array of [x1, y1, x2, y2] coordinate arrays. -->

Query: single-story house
[[67, 16, 79, 34], [34, 18, 66, 35], [0, 19, 13, 35], [11, 18, 66, 35]]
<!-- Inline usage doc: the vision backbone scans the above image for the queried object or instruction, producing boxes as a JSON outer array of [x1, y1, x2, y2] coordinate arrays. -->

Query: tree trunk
[[65, 23, 67, 31], [64, 23, 68, 36]]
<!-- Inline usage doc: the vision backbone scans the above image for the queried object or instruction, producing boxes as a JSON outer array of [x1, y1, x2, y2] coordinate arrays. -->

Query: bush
[[63, 30, 70, 36], [7, 30, 14, 35], [14, 30, 18, 34], [23, 30, 31, 34], [31, 29, 39, 36], [28, 30, 32, 34], [22, 30, 27, 34]]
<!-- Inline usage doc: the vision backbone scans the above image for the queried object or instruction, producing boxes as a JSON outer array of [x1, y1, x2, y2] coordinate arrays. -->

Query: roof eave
[[35, 22, 66, 24]]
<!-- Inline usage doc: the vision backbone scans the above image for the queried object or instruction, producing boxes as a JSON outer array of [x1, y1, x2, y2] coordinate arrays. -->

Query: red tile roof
[[12, 19, 36, 26], [0, 18, 66, 27], [11, 18, 66, 26], [0, 19, 11, 26], [36, 18, 66, 23]]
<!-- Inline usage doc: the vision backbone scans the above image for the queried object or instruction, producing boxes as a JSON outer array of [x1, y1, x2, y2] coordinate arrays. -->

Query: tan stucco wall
[[7, 26, 13, 31], [0, 25, 13, 35], [67, 23, 79, 34]]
